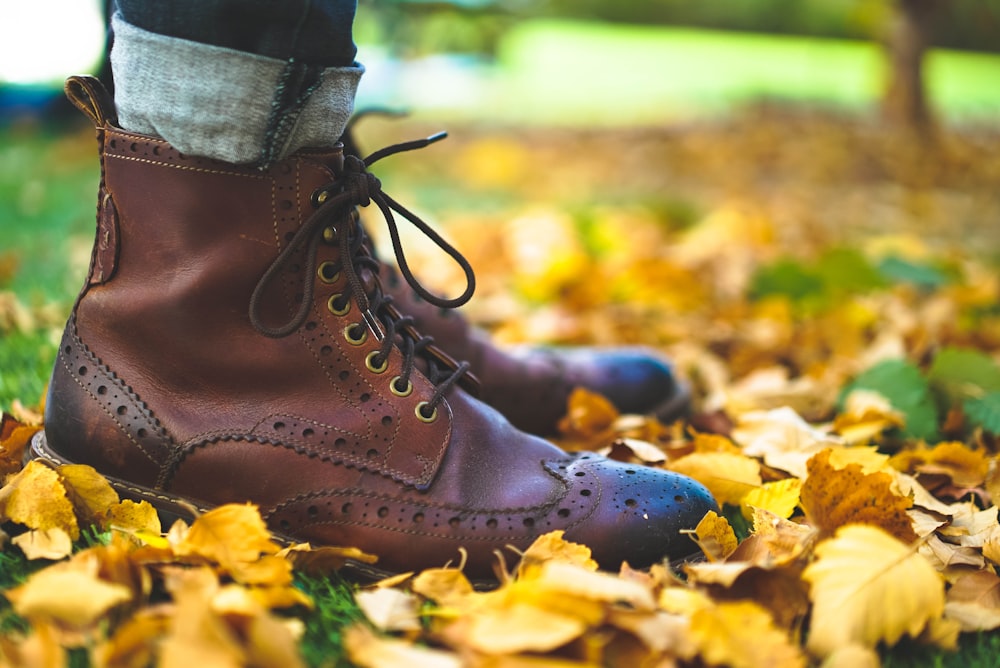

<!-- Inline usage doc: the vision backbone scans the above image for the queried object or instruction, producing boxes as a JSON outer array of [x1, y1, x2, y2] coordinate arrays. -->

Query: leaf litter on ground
[[2, 108, 1000, 666]]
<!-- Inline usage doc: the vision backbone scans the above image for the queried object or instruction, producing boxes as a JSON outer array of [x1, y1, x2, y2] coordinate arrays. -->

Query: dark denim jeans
[[115, 0, 358, 67]]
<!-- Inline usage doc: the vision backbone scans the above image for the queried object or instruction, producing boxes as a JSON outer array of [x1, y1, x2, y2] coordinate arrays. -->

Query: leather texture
[[38, 76, 716, 582], [382, 269, 692, 435]]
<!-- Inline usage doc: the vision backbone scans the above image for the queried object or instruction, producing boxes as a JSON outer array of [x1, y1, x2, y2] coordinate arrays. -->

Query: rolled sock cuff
[[110, 13, 364, 166]]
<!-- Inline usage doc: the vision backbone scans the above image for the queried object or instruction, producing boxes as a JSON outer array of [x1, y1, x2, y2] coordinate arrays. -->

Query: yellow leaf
[[411, 567, 475, 608], [556, 388, 619, 448], [0, 413, 40, 477], [531, 560, 655, 611], [159, 567, 245, 668], [464, 600, 587, 654], [11, 527, 73, 561], [890, 441, 990, 489], [175, 503, 280, 572], [4, 560, 132, 627], [800, 449, 917, 543], [344, 623, 461, 668], [803, 524, 945, 657], [277, 543, 378, 575], [667, 452, 761, 506], [517, 530, 597, 579], [818, 645, 880, 668], [93, 609, 170, 668], [741, 477, 802, 520], [107, 498, 162, 536], [57, 464, 120, 526], [688, 510, 738, 561], [689, 600, 805, 668], [826, 446, 891, 474], [658, 586, 714, 616], [1, 460, 79, 540]]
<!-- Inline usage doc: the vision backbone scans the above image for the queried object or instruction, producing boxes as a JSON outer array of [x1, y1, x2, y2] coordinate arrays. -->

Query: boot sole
[[27, 429, 398, 583]]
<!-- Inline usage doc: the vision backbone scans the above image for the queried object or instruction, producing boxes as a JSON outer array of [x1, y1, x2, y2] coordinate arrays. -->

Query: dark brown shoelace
[[249, 136, 475, 415]]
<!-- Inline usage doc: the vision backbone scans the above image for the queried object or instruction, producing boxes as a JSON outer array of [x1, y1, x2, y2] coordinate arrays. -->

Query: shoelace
[[249, 135, 476, 415]]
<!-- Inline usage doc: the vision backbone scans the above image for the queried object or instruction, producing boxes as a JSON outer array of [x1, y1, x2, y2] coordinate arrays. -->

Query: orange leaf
[[800, 449, 917, 543]]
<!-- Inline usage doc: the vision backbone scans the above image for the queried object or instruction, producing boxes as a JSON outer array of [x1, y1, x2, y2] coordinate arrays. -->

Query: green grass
[[371, 20, 1000, 126]]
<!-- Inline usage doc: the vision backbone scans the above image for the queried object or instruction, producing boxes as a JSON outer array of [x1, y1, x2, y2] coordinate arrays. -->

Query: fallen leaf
[[11, 527, 73, 561], [740, 477, 802, 520], [803, 524, 945, 657], [4, 558, 132, 628], [687, 510, 738, 561], [355, 588, 423, 632], [800, 449, 917, 543], [0, 460, 79, 540], [345, 624, 461, 668], [174, 503, 281, 576], [0, 413, 40, 477], [666, 451, 761, 506], [689, 600, 805, 668]]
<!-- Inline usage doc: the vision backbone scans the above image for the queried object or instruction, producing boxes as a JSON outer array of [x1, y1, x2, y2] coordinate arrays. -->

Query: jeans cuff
[[110, 13, 364, 166]]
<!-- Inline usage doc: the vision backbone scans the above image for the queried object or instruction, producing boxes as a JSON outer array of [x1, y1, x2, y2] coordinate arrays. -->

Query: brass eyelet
[[390, 376, 413, 397], [317, 261, 340, 284], [415, 402, 438, 423], [344, 323, 367, 346], [327, 293, 351, 316], [322, 226, 338, 244], [365, 351, 389, 374], [312, 189, 330, 207]]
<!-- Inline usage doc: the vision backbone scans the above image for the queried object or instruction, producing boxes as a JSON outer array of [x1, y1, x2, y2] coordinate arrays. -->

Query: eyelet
[[415, 402, 438, 423], [311, 189, 329, 207], [322, 226, 338, 244], [317, 261, 340, 284], [344, 323, 367, 345], [390, 377, 413, 397], [327, 293, 350, 316], [365, 351, 389, 374]]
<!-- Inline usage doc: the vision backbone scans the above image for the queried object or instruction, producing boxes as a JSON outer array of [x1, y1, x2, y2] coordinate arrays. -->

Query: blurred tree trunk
[[882, 0, 940, 133]]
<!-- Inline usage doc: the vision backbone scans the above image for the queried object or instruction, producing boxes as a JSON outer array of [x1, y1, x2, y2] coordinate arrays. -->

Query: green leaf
[[749, 258, 824, 302], [928, 347, 1000, 410], [841, 359, 939, 442], [877, 256, 948, 289], [815, 247, 886, 294], [964, 393, 1000, 435]]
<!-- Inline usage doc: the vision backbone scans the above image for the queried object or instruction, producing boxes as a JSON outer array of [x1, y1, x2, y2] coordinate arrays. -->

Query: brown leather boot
[[32, 76, 715, 582], [343, 121, 691, 436]]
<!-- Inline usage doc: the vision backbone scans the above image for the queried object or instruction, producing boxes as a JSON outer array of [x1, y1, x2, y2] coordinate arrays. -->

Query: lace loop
[[248, 136, 474, 410]]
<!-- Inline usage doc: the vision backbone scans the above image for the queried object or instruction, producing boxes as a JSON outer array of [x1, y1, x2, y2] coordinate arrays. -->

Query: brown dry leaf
[[800, 449, 917, 543], [666, 451, 761, 506], [686, 510, 738, 562], [345, 623, 461, 668], [601, 438, 667, 465], [689, 600, 805, 668], [0, 460, 80, 540], [919, 534, 986, 573], [942, 570, 1000, 632], [740, 477, 802, 520], [3, 556, 132, 628], [11, 528, 73, 561], [743, 507, 816, 566], [0, 413, 40, 477], [803, 524, 946, 658]]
